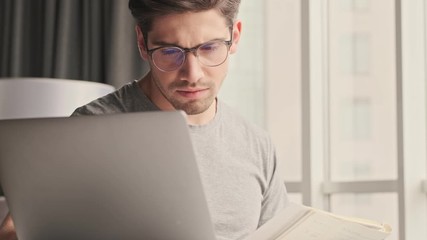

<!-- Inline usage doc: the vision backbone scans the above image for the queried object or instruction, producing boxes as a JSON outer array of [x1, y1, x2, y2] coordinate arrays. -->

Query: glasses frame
[[144, 26, 234, 72]]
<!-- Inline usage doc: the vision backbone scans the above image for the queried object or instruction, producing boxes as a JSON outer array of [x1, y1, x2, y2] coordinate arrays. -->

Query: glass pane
[[265, 0, 302, 182], [331, 193, 398, 240], [220, 1, 265, 127], [328, 0, 397, 181]]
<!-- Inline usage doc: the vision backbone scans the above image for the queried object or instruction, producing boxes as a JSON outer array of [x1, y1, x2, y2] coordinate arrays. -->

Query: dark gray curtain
[[0, 0, 148, 88]]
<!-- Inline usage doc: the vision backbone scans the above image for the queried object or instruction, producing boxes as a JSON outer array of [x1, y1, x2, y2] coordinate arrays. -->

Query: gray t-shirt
[[72, 80, 289, 240]]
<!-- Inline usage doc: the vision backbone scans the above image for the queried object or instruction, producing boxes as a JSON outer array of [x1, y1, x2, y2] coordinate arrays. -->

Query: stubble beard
[[153, 77, 216, 115], [170, 95, 215, 115]]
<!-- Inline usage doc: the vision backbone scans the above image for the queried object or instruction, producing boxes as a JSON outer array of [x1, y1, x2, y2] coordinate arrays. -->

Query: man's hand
[[0, 213, 17, 240]]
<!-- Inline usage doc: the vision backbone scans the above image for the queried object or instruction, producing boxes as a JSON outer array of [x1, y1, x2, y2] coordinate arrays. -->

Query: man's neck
[[138, 73, 217, 126]]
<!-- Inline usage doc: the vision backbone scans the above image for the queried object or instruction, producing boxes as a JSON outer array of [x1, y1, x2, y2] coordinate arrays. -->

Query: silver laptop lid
[[0, 112, 216, 240]]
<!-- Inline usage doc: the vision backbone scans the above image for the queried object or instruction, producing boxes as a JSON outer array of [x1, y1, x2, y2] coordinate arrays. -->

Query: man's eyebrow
[[150, 40, 180, 47], [150, 37, 228, 49]]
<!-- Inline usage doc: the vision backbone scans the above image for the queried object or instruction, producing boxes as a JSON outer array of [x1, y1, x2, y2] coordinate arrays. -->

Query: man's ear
[[135, 25, 149, 60], [229, 20, 242, 54]]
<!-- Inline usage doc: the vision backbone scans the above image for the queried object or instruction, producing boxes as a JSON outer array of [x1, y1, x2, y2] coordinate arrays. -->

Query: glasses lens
[[152, 47, 185, 71], [197, 41, 229, 67]]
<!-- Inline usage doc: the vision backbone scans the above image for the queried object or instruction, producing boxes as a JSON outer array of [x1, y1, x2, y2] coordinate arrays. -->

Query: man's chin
[[174, 100, 214, 116], [181, 106, 209, 115]]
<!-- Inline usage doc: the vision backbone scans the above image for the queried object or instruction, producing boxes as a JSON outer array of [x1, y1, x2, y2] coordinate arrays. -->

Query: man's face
[[137, 9, 241, 115]]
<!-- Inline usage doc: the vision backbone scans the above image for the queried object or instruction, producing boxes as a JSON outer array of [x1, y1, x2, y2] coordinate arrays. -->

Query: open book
[[246, 202, 392, 240]]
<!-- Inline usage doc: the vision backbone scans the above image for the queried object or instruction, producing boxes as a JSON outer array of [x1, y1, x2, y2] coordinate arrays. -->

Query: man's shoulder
[[219, 101, 271, 142], [71, 93, 125, 116], [71, 80, 145, 116]]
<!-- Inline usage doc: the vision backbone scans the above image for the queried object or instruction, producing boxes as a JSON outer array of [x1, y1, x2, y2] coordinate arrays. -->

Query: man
[[0, 0, 289, 239]]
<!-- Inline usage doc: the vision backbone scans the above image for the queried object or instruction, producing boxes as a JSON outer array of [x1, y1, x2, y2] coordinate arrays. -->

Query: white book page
[[246, 202, 391, 240], [275, 212, 390, 240]]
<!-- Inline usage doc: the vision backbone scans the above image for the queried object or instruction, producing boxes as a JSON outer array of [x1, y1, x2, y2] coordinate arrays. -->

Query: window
[[223, 1, 427, 239], [220, 1, 265, 127]]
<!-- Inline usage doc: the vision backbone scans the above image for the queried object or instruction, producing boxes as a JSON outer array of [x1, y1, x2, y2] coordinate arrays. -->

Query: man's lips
[[176, 88, 209, 99]]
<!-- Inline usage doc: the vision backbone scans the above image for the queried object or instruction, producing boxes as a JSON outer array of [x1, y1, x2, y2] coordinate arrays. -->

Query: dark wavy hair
[[129, 0, 241, 39]]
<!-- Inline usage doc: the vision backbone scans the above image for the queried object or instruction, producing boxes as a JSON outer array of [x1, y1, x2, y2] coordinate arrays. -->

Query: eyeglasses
[[145, 28, 233, 72]]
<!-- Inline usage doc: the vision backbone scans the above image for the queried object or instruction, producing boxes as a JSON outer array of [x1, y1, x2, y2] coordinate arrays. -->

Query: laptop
[[0, 112, 216, 240]]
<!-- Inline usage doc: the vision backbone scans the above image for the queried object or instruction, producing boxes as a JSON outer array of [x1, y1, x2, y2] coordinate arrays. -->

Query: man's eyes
[[199, 43, 220, 52], [157, 41, 222, 55], [160, 48, 181, 56]]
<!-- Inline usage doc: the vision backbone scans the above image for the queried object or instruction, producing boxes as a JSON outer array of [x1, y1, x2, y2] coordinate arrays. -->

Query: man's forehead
[[147, 10, 230, 46]]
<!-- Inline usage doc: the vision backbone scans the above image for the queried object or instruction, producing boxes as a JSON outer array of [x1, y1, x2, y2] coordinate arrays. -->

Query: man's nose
[[179, 53, 204, 83]]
